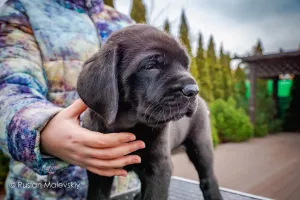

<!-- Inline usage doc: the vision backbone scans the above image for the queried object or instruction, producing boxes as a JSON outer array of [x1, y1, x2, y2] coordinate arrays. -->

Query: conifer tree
[[163, 19, 170, 33], [179, 10, 191, 54], [226, 54, 234, 96], [219, 45, 226, 96], [195, 33, 214, 102], [234, 64, 247, 110], [104, 0, 114, 7], [130, 0, 147, 23], [190, 57, 199, 87], [207, 36, 217, 64], [252, 40, 268, 109], [207, 36, 223, 99], [252, 39, 263, 55], [178, 10, 198, 87], [252, 40, 268, 105], [235, 65, 247, 96], [220, 45, 234, 98], [219, 44, 225, 66], [251, 40, 276, 136]]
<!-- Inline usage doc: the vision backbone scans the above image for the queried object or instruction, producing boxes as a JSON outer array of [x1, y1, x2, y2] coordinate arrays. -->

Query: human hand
[[40, 99, 145, 177]]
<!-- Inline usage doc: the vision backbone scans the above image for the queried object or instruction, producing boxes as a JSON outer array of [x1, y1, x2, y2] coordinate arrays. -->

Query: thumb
[[65, 99, 88, 117]]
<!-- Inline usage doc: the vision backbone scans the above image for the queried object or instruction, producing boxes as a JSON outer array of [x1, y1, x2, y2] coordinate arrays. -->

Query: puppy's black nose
[[182, 84, 199, 97]]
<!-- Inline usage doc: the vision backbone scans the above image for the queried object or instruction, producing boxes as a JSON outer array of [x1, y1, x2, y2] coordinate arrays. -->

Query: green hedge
[[210, 98, 253, 142], [254, 79, 280, 136]]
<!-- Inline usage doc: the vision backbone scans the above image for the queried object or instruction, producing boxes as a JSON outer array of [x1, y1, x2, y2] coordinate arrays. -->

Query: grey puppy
[[77, 24, 223, 200]]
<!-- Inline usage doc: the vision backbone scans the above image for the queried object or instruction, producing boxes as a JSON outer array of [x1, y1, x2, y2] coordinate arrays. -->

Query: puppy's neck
[[83, 103, 138, 133], [112, 105, 139, 131], [83, 103, 166, 134]]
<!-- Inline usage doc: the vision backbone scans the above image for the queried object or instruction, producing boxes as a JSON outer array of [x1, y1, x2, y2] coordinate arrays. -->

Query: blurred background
[[1, 0, 300, 199]]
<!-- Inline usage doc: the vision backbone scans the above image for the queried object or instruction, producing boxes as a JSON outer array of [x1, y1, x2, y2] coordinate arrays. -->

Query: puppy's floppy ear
[[77, 42, 119, 126]]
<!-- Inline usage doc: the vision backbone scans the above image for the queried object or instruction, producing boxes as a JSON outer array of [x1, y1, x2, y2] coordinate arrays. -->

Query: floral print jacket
[[0, 0, 140, 199]]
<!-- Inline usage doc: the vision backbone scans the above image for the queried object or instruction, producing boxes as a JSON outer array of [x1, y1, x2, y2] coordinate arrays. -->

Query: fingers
[[84, 140, 145, 159], [86, 155, 141, 169], [82, 131, 140, 148], [87, 166, 128, 177], [65, 99, 88, 117]]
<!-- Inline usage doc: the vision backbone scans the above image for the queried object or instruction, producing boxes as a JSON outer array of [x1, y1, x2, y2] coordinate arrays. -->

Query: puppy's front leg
[[87, 171, 114, 200], [137, 160, 172, 200], [184, 102, 223, 200], [185, 136, 222, 200]]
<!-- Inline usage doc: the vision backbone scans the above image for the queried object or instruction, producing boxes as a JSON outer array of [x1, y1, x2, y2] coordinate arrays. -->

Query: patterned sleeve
[[0, 1, 69, 175]]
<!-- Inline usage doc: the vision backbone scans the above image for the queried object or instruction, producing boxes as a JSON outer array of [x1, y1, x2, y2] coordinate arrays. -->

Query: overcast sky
[[1, 0, 299, 63], [115, 0, 300, 58]]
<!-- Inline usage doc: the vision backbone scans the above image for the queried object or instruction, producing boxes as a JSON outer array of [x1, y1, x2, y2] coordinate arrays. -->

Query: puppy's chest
[[130, 125, 166, 147], [125, 126, 172, 171]]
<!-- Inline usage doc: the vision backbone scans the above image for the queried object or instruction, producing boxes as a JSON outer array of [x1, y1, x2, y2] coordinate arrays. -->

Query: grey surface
[[112, 177, 270, 200], [168, 178, 267, 200]]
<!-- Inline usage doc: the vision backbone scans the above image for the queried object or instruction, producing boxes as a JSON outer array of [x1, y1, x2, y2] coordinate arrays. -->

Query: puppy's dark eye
[[145, 63, 157, 70], [139, 55, 161, 71], [144, 59, 159, 70]]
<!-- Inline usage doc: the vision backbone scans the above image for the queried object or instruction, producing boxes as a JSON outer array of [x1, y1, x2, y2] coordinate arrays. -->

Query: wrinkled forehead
[[109, 25, 187, 52], [116, 32, 189, 66], [107, 25, 190, 77]]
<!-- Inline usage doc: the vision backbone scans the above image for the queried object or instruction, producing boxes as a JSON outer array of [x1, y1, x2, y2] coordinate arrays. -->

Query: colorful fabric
[[0, 0, 140, 199]]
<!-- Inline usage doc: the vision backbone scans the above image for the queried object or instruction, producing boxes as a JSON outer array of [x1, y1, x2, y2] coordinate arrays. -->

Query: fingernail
[[121, 171, 128, 177], [129, 135, 136, 141], [139, 142, 146, 149], [133, 158, 141, 163]]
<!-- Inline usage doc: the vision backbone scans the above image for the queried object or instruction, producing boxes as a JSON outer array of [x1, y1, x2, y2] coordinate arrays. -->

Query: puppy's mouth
[[138, 96, 197, 126], [141, 111, 187, 125]]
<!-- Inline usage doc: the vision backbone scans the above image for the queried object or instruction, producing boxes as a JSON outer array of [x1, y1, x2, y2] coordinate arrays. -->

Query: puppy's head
[[77, 24, 198, 126]]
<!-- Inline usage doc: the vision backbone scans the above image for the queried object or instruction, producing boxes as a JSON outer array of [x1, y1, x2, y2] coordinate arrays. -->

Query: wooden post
[[249, 64, 256, 125], [273, 77, 279, 118]]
